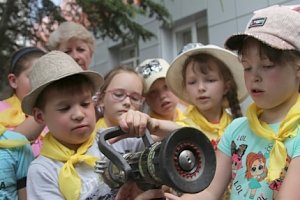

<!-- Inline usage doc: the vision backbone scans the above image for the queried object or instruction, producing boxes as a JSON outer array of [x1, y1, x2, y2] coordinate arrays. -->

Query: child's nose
[[251, 69, 262, 82], [197, 81, 206, 91], [122, 95, 131, 107], [72, 107, 85, 121]]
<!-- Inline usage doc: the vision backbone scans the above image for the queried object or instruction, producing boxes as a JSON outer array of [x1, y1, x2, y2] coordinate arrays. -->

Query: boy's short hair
[[47, 21, 95, 54], [225, 5, 300, 51], [21, 51, 103, 115]]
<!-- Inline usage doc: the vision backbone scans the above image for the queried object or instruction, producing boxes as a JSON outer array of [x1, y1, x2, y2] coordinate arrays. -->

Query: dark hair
[[238, 37, 300, 66], [35, 74, 95, 110], [182, 53, 242, 118], [9, 47, 45, 76], [238, 37, 300, 92]]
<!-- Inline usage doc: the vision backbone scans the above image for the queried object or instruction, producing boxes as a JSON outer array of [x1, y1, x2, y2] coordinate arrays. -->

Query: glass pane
[[176, 29, 192, 54], [196, 24, 209, 45]]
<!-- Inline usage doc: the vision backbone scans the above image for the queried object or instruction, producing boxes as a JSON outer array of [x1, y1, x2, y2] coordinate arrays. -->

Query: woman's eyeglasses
[[105, 88, 144, 106]]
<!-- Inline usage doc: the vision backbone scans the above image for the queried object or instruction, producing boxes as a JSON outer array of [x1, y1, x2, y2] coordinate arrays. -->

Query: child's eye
[[207, 79, 216, 83], [81, 101, 91, 107], [244, 67, 251, 72], [262, 65, 274, 69], [57, 106, 70, 112], [64, 50, 71, 54], [187, 80, 196, 85]]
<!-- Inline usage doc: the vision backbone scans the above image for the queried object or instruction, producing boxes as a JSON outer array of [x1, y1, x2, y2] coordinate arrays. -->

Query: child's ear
[[7, 73, 17, 89], [32, 108, 46, 125], [97, 93, 105, 108]]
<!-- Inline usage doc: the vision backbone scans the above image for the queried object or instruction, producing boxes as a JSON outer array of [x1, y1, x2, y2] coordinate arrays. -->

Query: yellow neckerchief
[[246, 95, 300, 182], [177, 105, 232, 139], [0, 95, 26, 128], [0, 124, 28, 148], [95, 118, 108, 130], [41, 131, 98, 200], [149, 108, 185, 121]]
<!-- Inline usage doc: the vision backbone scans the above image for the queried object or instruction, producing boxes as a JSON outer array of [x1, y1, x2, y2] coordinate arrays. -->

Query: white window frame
[[172, 21, 198, 57]]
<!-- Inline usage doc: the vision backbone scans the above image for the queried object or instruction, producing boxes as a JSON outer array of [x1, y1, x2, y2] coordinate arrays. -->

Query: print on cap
[[137, 59, 163, 79], [248, 17, 267, 28]]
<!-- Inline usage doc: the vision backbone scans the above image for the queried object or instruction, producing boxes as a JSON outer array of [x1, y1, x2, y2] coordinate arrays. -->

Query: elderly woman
[[47, 21, 95, 70]]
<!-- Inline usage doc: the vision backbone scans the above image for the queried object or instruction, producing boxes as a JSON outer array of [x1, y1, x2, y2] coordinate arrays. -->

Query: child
[[0, 125, 34, 199], [165, 5, 300, 200], [22, 51, 114, 200], [94, 66, 146, 166], [23, 51, 176, 200], [0, 47, 46, 157], [166, 43, 247, 149], [136, 58, 185, 121], [95, 65, 178, 154]]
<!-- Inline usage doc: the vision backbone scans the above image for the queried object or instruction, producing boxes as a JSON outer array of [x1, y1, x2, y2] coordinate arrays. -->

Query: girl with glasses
[[95, 65, 180, 199], [95, 65, 146, 131]]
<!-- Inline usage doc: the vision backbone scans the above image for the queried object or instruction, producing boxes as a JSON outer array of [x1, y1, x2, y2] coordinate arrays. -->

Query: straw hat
[[22, 51, 103, 115], [166, 43, 247, 104], [225, 5, 300, 51], [136, 58, 170, 93]]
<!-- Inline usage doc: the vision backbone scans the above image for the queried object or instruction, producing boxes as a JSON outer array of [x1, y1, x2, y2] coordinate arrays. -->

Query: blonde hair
[[47, 21, 95, 54]]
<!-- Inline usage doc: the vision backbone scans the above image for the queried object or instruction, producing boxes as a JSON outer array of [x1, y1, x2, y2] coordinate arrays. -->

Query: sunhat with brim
[[22, 51, 103, 115], [225, 5, 300, 51], [136, 58, 170, 93], [166, 43, 247, 105]]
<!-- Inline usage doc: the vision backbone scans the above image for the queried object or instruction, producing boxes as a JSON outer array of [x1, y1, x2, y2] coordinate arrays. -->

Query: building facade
[[90, 0, 300, 110]]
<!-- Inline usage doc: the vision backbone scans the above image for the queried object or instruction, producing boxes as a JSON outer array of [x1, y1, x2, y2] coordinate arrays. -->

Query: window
[[119, 44, 139, 68], [173, 11, 208, 56]]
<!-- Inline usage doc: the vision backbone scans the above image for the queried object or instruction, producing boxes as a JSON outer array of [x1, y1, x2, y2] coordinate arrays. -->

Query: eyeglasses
[[105, 88, 145, 106]]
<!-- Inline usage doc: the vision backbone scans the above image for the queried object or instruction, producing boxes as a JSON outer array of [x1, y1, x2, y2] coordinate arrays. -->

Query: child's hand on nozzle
[[118, 109, 159, 138]]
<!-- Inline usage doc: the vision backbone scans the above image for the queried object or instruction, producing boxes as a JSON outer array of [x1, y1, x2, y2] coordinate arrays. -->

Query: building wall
[[90, 0, 300, 112], [91, 0, 300, 73]]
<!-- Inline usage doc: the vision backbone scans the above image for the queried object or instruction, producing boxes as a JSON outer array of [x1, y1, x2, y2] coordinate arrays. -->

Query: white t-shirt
[[27, 140, 114, 200]]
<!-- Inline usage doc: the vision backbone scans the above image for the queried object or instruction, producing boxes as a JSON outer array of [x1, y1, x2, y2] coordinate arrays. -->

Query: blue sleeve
[[16, 143, 34, 181]]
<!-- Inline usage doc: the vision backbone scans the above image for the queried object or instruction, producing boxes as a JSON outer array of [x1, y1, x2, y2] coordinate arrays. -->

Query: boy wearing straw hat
[[22, 51, 175, 200], [22, 51, 113, 200]]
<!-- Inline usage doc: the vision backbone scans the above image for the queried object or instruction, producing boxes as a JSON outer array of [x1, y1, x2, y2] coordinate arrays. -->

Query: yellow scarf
[[0, 124, 28, 148], [95, 118, 108, 130], [246, 95, 300, 182], [178, 105, 232, 139], [41, 131, 98, 200], [150, 108, 185, 121], [0, 95, 26, 128]]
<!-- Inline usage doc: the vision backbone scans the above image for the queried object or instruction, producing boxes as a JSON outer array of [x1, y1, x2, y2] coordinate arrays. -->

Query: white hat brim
[[166, 45, 248, 105]]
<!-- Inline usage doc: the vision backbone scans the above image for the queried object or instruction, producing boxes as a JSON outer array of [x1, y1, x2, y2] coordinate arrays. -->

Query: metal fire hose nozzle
[[95, 127, 216, 193]]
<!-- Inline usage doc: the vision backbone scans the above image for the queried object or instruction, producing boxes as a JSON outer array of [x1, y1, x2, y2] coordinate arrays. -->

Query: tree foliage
[[0, 0, 171, 97]]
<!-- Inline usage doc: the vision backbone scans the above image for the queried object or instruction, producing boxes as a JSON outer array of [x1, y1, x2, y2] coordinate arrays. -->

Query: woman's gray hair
[[47, 21, 95, 54]]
